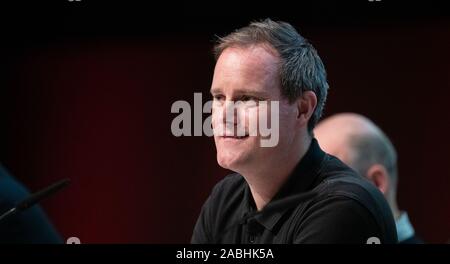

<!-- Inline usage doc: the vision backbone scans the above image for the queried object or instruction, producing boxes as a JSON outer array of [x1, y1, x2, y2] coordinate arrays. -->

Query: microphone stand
[[0, 178, 71, 223]]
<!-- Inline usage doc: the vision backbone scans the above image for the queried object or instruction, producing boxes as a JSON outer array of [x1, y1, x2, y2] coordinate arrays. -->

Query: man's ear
[[366, 164, 390, 195], [296, 91, 317, 127]]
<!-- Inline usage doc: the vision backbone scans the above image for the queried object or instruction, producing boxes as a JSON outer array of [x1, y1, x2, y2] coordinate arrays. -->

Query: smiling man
[[191, 19, 397, 244]]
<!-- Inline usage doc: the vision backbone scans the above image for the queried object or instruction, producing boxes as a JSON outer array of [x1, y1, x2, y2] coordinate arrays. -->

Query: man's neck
[[242, 136, 312, 211]]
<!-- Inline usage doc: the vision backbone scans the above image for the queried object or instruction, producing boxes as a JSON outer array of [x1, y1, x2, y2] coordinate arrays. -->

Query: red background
[[1, 2, 449, 243]]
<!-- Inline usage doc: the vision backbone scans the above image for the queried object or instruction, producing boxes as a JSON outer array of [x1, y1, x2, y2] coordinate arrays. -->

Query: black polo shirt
[[191, 139, 397, 244]]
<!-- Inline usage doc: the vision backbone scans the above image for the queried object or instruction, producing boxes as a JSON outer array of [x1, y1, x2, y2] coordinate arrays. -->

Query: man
[[191, 19, 397, 244], [314, 113, 423, 244], [0, 164, 62, 243]]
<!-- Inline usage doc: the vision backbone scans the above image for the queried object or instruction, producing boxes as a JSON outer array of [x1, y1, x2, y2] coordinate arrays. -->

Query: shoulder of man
[[300, 154, 398, 243], [0, 165, 62, 244]]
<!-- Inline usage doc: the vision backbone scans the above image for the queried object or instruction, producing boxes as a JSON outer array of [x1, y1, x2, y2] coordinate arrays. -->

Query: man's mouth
[[221, 135, 249, 140]]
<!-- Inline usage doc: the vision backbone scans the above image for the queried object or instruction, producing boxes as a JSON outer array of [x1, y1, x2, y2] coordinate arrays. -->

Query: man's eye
[[213, 95, 225, 101], [240, 96, 258, 102]]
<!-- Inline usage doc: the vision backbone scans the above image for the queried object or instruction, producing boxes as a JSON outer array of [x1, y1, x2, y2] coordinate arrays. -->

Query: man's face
[[210, 45, 298, 172]]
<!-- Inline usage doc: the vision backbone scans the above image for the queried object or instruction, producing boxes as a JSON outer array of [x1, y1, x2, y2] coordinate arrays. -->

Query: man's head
[[210, 19, 329, 174], [314, 113, 398, 203]]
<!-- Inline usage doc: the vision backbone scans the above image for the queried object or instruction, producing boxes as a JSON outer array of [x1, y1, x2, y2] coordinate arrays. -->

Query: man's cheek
[[259, 101, 280, 148], [211, 105, 224, 136], [246, 108, 259, 137]]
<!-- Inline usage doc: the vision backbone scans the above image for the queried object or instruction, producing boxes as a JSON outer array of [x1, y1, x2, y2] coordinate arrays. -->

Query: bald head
[[314, 113, 398, 186]]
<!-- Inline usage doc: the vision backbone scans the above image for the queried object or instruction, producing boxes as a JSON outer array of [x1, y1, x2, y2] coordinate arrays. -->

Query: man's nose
[[222, 100, 238, 125]]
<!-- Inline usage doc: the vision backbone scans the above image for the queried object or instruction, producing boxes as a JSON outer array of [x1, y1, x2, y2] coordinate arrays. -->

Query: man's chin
[[216, 154, 249, 172]]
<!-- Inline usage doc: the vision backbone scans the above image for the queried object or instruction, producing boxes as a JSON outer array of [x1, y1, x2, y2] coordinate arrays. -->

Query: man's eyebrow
[[233, 89, 269, 98], [210, 88, 221, 95]]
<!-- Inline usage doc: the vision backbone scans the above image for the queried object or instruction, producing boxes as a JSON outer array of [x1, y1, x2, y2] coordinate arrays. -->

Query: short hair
[[214, 18, 329, 132], [348, 131, 398, 184]]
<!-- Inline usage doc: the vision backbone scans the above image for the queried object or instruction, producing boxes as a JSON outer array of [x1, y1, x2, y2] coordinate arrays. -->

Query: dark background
[[1, 1, 449, 243]]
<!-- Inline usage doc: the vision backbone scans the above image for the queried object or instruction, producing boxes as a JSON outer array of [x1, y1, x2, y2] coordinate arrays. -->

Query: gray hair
[[348, 131, 398, 184], [213, 18, 329, 132]]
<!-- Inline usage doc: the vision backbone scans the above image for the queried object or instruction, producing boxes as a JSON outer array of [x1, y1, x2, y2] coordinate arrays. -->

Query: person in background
[[0, 164, 62, 243], [314, 113, 423, 244]]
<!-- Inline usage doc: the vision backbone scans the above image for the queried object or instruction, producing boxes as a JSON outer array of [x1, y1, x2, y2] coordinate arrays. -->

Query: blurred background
[[1, 1, 449, 243]]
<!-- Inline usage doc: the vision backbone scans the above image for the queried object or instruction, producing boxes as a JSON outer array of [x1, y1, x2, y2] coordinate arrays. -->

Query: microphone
[[214, 189, 318, 243], [0, 178, 71, 223]]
